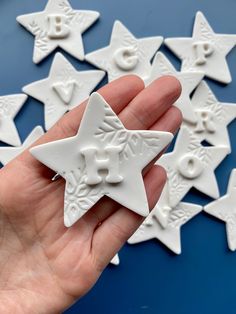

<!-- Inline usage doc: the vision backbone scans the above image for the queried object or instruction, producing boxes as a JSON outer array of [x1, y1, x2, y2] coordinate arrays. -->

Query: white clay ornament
[[30, 93, 173, 227], [0, 94, 28, 146], [23, 53, 105, 130], [145, 52, 204, 124], [85, 20, 163, 82], [0, 126, 44, 166], [128, 184, 202, 254], [183, 81, 236, 153], [158, 126, 228, 208], [17, 0, 100, 64], [165, 11, 236, 84], [204, 169, 236, 251]]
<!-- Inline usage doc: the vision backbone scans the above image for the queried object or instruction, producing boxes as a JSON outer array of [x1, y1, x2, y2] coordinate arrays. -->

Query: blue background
[[1, 0, 236, 313]]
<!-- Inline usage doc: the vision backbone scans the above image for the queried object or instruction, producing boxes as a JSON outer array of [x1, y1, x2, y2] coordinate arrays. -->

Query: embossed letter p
[[193, 41, 214, 65], [81, 146, 123, 185]]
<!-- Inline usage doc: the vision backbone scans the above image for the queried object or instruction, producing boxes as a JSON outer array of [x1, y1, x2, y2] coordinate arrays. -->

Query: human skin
[[0, 75, 182, 314]]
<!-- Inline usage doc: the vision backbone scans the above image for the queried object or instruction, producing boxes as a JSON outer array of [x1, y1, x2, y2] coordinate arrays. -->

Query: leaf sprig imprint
[[168, 205, 194, 228], [64, 168, 103, 216], [204, 89, 225, 123], [29, 21, 49, 53], [95, 103, 124, 142], [167, 167, 189, 203], [58, 0, 76, 23], [121, 132, 160, 160], [187, 132, 212, 167], [0, 97, 18, 117], [198, 21, 215, 43]]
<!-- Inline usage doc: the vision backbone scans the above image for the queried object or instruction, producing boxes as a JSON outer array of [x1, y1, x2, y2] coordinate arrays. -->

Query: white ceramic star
[[0, 94, 27, 146], [30, 93, 173, 227], [158, 126, 228, 207], [85, 20, 163, 82], [110, 254, 120, 266], [165, 11, 236, 84], [145, 52, 204, 123], [183, 81, 236, 153], [128, 185, 202, 254], [23, 53, 105, 130], [0, 126, 44, 166], [204, 169, 236, 251], [17, 0, 100, 64]]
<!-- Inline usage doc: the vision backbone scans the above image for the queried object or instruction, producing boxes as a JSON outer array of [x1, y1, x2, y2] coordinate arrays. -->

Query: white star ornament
[[183, 81, 236, 153], [0, 126, 44, 166], [0, 94, 27, 146], [23, 53, 105, 130], [30, 93, 173, 227], [85, 20, 163, 82], [145, 52, 204, 123], [165, 11, 236, 84], [128, 185, 202, 254], [158, 126, 228, 207], [17, 0, 100, 63], [204, 169, 236, 251]]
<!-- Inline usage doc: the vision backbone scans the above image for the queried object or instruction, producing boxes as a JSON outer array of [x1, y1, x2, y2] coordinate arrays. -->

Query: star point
[[110, 254, 120, 266], [0, 93, 27, 146]]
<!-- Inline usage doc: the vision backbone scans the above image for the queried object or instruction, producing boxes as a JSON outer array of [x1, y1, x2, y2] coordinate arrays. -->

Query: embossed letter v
[[53, 80, 76, 104]]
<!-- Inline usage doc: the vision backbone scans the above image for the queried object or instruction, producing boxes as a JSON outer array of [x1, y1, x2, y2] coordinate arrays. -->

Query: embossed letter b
[[47, 14, 70, 39], [81, 146, 123, 185]]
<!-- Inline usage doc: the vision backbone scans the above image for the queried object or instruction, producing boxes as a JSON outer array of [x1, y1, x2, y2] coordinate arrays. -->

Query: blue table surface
[[1, 0, 236, 313]]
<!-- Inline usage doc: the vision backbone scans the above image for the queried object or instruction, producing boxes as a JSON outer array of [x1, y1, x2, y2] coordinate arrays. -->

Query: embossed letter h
[[81, 146, 123, 185]]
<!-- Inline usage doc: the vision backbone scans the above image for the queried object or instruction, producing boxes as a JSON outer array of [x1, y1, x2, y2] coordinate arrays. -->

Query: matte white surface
[[17, 0, 100, 63], [23, 53, 105, 130], [30, 93, 173, 227], [0, 94, 27, 146], [165, 11, 236, 84], [85, 20, 163, 82]]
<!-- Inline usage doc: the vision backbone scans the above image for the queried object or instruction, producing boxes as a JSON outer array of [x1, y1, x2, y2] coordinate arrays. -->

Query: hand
[[0, 75, 182, 314]]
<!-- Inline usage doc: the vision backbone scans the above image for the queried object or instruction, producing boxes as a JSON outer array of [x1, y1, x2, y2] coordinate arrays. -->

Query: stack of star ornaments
[[0, 0, 236, 264]]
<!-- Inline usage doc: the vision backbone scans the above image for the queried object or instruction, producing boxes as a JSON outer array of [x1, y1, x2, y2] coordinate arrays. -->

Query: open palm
[[0, 75, 181, 314]]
